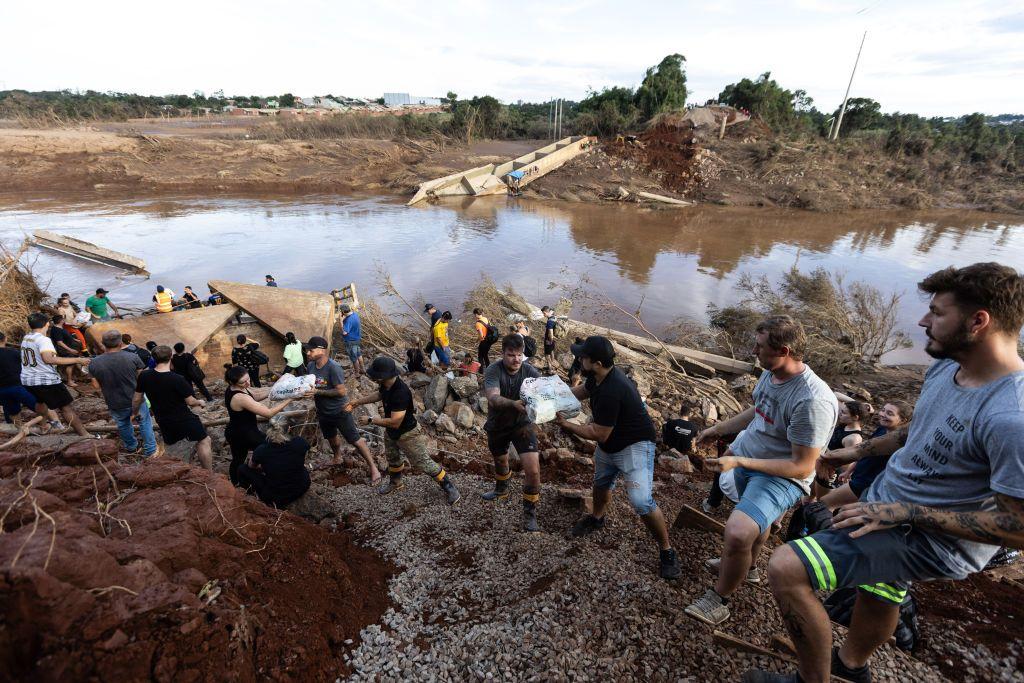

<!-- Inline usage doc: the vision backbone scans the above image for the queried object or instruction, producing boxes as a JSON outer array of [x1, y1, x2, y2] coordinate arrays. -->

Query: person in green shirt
[[85, 288, 119, 321], [282, 332, 306, 375]]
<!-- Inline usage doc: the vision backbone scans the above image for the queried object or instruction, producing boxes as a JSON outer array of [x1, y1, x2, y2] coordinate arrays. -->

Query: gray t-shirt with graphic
[[730, 365, 838, 494], [307, 359, 346, 416], [867, 359, 1024, 577]]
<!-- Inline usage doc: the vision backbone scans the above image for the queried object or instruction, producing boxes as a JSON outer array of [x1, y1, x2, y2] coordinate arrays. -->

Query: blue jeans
[[733, 467, 804, 533], [0, 385, 37, 422], [110, 403, 157, 455], [593, 440, 658, 515]]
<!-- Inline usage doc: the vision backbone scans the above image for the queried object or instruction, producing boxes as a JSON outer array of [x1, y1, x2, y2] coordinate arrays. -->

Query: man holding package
[[481, 334, 544, 532], [553, 335, 682, 580]]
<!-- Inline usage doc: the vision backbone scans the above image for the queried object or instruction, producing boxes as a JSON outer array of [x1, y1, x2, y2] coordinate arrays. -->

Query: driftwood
[[672, 504, 726, 534]]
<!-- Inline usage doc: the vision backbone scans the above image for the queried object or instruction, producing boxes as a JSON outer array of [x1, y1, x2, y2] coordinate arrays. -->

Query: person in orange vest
[[153, 285, 176, 314]]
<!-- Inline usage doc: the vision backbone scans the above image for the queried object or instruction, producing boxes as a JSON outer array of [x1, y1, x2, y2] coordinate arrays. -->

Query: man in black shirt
[[482, 334, 543, 531], [350, 356, 461, 505], [554, 336, 681, 580], [133, 345, 212, 468], [49, 314, 83, 386], [424, 303, 442, 357], [662, 404, 697, 454]]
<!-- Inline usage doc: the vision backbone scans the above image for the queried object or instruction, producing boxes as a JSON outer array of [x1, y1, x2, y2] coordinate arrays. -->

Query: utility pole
[[832, 31, 867, 141], [548, 100, 554, 140], [557, 98, 563, 139]]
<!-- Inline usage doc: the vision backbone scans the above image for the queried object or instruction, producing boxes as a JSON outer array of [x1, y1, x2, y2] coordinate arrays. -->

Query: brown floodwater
[[1, 192, 1021, 364]]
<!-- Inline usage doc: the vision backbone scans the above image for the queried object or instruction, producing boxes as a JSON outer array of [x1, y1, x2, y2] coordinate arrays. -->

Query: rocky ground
[[2, 341, 1022, 681]]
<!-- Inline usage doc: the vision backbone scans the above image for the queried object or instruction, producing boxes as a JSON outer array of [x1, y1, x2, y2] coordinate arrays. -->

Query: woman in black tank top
[[224, 365, 294, 485], [828, 400, 869, 452]]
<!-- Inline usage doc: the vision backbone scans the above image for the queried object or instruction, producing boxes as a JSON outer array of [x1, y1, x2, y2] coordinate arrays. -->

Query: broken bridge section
[[408, 135, 595, 205]]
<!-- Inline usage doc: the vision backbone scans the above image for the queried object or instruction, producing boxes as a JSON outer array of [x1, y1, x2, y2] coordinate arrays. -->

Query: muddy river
[[1, 193, 1021, 364]]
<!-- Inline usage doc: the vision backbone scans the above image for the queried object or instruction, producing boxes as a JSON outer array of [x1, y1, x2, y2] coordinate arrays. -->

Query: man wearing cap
[[265, 275, 278, 287], [554, 335, 682, 580], [303, 336, 381, 484], [350, 356, 461, 504], [340, 304, 364, 376], [85, 288, 119, 321], [541, 305, 557, 373], [481, 334, 544, 532]]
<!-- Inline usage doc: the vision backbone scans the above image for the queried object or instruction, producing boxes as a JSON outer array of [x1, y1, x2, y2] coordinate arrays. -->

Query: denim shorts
[[593, 440, 657, 515], [733, 467, 804, 534], [346, 341, 362, 363]]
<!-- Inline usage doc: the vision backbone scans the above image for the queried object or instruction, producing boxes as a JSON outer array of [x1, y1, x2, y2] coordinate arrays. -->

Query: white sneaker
[[705, 557, 762, 584], [684, 588, 731, 626]]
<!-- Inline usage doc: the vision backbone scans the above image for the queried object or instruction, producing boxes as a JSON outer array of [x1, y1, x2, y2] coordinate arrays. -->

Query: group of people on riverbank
[[3, 261, 1023, 683]]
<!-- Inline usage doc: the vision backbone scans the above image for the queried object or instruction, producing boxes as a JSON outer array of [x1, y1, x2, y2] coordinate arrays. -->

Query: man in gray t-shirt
[[304, 336, 380, 483], [685, 315, 837, 629], [755, 263, 1024, 683], [89, 329, 157, 456], [481, 334, 543, 532]]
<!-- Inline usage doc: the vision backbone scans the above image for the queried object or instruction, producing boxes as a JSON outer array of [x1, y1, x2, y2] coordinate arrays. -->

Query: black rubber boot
[[522, 500, 540, 532], [832, 648, 872, 683], [481, 475, 510, 501], [438, 474, 461, 506]]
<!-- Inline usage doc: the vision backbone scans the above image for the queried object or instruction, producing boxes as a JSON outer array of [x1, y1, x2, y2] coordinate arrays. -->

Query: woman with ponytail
[[224, 364, 293, 485]]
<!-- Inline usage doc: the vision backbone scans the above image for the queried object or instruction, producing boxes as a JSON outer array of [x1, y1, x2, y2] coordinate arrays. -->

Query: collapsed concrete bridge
[[408, 135, 593, 205]]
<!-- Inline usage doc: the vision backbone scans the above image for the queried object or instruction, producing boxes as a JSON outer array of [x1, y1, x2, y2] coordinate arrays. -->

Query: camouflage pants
[[385, 425, 442, 479]]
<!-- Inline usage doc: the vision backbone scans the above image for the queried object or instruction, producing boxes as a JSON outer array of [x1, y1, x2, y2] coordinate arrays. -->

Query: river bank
[[2, 117, 1021, 214]]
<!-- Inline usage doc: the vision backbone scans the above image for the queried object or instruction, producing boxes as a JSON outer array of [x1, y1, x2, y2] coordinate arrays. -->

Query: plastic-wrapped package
[[269, 373, 315, 400], [521, 376, 581, 424]]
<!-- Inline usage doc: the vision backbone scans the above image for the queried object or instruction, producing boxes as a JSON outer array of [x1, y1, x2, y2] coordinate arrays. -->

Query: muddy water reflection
[[0, 193, 1020, 364]]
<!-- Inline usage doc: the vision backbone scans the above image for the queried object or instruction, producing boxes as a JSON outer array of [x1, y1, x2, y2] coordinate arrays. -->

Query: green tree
[[718, 72, 797, 130], [834, 97, 881, 136], [280, 93, 296, 107], [634, 53, 688, 118]]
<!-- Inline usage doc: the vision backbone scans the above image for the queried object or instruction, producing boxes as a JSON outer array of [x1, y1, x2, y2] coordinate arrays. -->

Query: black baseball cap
[[423, 303, 435, 311], [95, 287, 109, 294], [571, 336, 615, 366], [307, 336, 328, 349], [365, 356, 400, 381]]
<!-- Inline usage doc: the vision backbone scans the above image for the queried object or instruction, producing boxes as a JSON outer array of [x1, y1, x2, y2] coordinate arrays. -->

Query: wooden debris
[[672, 504, 726, 534]]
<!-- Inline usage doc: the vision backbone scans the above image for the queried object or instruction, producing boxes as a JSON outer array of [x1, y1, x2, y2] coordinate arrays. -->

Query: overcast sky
[[2, 0, 1021, 116]]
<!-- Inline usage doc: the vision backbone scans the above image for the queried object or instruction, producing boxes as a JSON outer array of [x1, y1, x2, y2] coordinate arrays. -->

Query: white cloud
[[0, 0, 1020, 115]]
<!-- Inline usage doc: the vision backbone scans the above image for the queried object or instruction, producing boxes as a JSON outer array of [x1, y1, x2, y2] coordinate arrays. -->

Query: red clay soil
[[0, 440, 392, 682]]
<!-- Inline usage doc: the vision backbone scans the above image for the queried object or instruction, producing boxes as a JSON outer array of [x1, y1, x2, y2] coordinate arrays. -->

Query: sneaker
[[568, 514, 605, 538], [741, 670, 799, 683], [684, 588, 731, 626], [700, 497, 719, 514], [704, 557, 762, 584], [378, 478, 406, 495], [659, 548, 681, 580], [832, 647, 872, 683]]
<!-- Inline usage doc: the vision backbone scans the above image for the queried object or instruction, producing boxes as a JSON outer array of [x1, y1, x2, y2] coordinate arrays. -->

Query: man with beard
[[554, 336, 682, 580], [683, 316, 837, 620], [481, 334, 543, 531], [349, 356, 461, 504], [745, 263, 1024, 683]]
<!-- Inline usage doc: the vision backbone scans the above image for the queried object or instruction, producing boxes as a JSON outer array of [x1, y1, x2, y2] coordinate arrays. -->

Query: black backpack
[[824, 587, 919, 651], [522, 335, 537, 359], [483, 322, 499, 344]]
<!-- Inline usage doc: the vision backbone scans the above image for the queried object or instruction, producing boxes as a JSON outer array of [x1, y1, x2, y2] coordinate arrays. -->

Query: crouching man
[[746, 263, 1024, 683], [553, 336, 681, 580], [349, 356, 461, 505]]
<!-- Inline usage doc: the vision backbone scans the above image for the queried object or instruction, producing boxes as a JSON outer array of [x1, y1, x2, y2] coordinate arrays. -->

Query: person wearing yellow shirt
[[432, 311, 453, 370]]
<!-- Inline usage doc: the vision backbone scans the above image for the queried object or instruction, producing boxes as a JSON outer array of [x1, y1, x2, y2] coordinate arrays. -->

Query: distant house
[[383, 92, 411, 107], [265, 99, 279, 109]]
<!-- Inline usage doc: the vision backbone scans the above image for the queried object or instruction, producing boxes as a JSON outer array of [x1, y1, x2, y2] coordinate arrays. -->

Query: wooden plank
[[672, 504, 726, 534], [635, 191, 693, 206], [30, 229, 148, 274], [713, 631, 855, 683], [770, 634, 797, 657]]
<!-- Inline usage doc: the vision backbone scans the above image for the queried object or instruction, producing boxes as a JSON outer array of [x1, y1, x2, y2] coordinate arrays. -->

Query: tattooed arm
[[819, 424, 909, 467], [833, 494, 1024, 549]]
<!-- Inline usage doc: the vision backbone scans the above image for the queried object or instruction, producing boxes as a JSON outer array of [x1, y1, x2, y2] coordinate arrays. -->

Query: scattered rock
[[424, 375, 450, 413], [434, 414, 457, 435], [420, 409, 439, 425], [287, 487, 334, 522], [449, 376, 479, 399], [443, 402, 475, 430], [658, 453, 694, 474], [407, 372, 432, 389], [475, 397, 489, 414]]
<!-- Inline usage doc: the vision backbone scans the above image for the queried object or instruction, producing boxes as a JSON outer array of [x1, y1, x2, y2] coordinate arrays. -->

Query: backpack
[[783, 501, 835, 542], [248, 343, 270, 365], [552, 318, 569, 339], [824, 587, 919, 651], [483, 322, 499, 344], [522, 335, 537, 359]]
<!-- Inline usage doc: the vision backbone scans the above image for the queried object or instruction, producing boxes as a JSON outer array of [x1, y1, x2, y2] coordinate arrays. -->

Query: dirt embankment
[[0, 122, 539, 196], [3, 117, 1020, 214], [0, 441, 392, 682], [526, 115, 1024, 215]]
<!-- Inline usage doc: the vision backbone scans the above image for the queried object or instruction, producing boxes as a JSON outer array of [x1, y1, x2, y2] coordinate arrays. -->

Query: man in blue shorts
[[685, 315, 838, 626], [340, 304, 364, 376], [747, 263, 1024, 683]]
